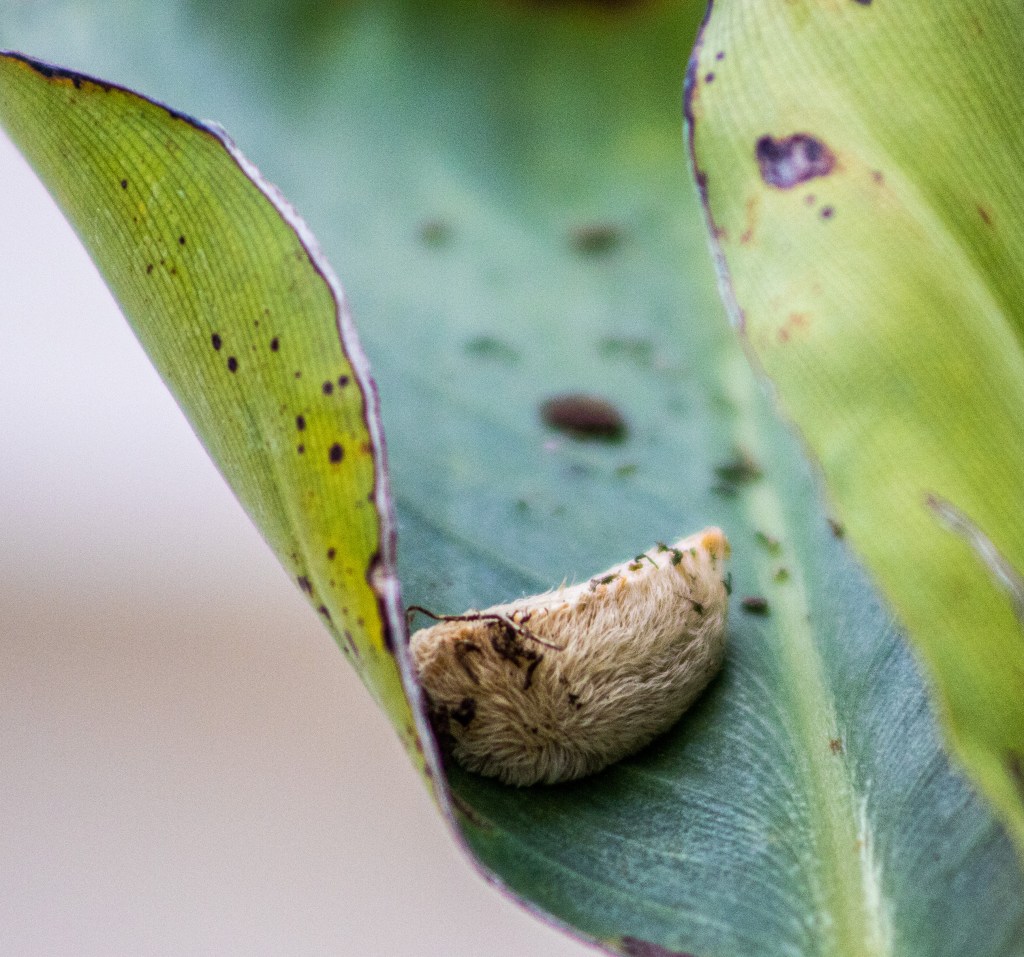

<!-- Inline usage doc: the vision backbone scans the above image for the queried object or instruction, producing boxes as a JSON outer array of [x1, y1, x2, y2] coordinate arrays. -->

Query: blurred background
[[0, 130, 595, 955]]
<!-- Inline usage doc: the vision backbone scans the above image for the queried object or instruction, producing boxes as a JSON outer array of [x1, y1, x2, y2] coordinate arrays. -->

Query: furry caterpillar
[[409, 528, 729, 786]]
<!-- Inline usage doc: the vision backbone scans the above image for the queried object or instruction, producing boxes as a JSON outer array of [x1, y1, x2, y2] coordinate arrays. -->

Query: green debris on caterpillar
[[409, 528, 730, 786]]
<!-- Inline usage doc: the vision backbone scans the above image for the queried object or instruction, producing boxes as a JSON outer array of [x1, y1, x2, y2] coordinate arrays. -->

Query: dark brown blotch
[[756, 133, 836, 190], [741, 595, 770, 615], [322, 381, 334, 395], [227, 356, 238, 373], [329, 442, 344, 463], [540, 393, 627, 441]]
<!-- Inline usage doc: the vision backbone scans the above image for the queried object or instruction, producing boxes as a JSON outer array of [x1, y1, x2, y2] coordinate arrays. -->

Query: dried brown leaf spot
[[756, 133, 836, 190], [540, 393, 627, 440]]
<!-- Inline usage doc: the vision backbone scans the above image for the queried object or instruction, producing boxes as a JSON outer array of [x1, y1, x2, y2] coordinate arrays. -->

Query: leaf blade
[[0, 51, 428, 770], [688, 0, 1024, 852]]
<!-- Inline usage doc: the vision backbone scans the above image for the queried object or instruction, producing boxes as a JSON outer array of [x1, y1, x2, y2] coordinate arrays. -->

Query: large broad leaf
[[2, 3, 1023, 955], [687, 0, 1024, 855]]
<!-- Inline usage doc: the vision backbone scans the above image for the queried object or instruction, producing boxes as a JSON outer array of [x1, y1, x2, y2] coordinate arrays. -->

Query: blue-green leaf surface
[[1, 3, 1022, 954]]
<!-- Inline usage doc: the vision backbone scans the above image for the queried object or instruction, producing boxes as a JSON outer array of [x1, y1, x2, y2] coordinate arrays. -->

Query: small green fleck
[[466, 335, 520, 362], [715, 448, 762, 484], [419, 218, 451, 246], [756, 530, 782, 554]]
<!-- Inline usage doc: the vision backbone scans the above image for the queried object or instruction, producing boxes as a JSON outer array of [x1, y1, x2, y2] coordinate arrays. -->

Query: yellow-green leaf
[[688, 0, 1024, 853], [0, 51, 431, 780]]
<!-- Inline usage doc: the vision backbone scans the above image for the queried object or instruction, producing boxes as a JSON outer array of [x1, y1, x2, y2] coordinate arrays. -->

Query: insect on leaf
[[2, 2, 1024, 954]]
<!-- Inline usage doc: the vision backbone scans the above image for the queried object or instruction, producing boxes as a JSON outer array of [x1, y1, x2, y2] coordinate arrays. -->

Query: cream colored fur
[[410, 528, 729, 786]]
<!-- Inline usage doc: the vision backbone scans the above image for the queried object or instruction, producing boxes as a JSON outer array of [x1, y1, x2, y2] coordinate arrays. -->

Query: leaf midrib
[[725, 351, 892, 957]]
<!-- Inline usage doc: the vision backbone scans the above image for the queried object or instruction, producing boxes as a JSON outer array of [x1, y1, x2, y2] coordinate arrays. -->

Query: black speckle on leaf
[[704, 71, 715, 83], [296, 415, 306, 431], [178, 235, 186, 246], [297, 575, 313, 595], [540, 393, 627, 440], [741, 596, 770, 615], [146, 264, 154, 275], [821, 205, 835, 220], [120, 178, 128, 189], [715, 449, 762, 485], [270, 337, 280, 352], [756, 133, 836, 189], [227, 356, 238, 373], [329, 442, 344, 463], [327, 547, 336, 561], [297, 444, 305, 454], [338, 375, 349, 388], [211, 333, 223, 350], [322, 381, 334, 395]]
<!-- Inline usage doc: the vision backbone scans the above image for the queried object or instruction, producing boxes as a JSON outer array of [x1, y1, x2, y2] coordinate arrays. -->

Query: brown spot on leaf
[[715, 449, 762, 485], [820, 205, 835, 220], [540, 393, 627, 440], [741, 595, 770, 614], [756, 133, 836, 190], [830, 738, 844, 754], [978, 204, 994, 227], [739, 196, 760, 245]]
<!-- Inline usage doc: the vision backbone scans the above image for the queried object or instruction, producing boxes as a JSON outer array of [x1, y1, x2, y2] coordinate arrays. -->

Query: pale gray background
[[0, 131, 594, 957]]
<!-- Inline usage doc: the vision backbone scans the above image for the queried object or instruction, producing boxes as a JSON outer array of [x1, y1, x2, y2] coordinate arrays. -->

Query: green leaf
[[2, 3, 1023, 954], [687, 1, 1024, 856], [0, 51, 430, 778]]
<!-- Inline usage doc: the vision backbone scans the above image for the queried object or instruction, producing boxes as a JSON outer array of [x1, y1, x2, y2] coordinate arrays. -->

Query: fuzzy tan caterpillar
[[409, 528, 729, 786]]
